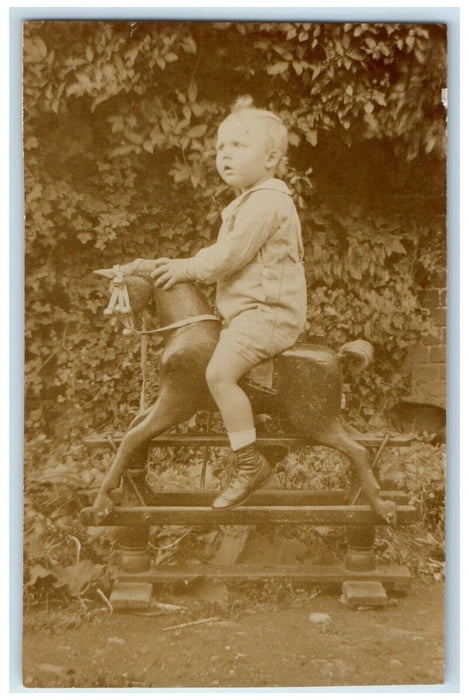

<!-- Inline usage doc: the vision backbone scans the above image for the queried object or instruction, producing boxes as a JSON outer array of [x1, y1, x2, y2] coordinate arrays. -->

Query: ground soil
[[22, 580, 445, 689]]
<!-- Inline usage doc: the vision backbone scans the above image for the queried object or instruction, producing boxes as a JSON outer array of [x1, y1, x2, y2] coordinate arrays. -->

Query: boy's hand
[[151, 258, 189, 290]]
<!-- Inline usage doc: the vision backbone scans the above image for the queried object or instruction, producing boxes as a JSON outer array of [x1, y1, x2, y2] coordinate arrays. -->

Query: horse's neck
[[129, 259, 212, 324], [154, 283, 213, 325]]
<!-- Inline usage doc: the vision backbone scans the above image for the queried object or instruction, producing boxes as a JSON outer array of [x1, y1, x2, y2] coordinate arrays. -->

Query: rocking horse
[[80, 258, 417, 597], [87, 258, 397, 523]]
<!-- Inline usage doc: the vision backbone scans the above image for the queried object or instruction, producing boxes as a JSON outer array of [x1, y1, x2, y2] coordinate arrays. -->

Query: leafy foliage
[[23, 21, 446, 448], [23, 444, 117, 609]]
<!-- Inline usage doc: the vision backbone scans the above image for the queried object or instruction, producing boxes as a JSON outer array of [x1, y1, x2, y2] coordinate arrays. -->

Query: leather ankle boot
[[211, 443, 272, 509]]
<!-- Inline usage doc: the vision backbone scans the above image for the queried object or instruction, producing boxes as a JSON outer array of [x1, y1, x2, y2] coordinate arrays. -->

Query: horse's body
[[93, 259, 395, 522]]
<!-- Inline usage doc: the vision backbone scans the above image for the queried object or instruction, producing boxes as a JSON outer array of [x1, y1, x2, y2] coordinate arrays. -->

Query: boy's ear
[[266, 149, 282, 169]]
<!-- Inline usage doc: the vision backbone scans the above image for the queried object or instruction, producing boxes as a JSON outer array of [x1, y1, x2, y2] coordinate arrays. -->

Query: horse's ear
[[94, 268, 116, 279]]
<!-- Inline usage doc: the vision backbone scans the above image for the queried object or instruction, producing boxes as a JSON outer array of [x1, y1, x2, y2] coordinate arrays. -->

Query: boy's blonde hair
[[221, 96, 289, 174]]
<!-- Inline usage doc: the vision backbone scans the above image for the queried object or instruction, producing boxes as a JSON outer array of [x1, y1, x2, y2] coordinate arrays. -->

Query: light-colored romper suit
[[184, 178, 307, 365]]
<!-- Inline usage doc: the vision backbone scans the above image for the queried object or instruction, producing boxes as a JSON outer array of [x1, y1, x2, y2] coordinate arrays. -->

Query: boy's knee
[[206, 358, 233, 394], [205, 360, 221, 391]]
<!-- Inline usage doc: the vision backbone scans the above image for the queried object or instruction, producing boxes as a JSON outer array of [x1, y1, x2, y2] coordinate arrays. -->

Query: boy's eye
[[216, 140, 246, 151]]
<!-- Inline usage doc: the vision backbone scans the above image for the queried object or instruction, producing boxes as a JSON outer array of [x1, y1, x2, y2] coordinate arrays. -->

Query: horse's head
[[95, 258, 216, 334], [94, 262, 154, 333]]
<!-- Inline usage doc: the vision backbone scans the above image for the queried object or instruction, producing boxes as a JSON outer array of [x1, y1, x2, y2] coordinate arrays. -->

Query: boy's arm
[[184, 190, 281, 284]]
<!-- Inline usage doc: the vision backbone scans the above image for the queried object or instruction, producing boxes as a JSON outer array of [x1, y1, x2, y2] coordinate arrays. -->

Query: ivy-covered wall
[[23, 21, 447, 453], [404, 270, 446, 405]]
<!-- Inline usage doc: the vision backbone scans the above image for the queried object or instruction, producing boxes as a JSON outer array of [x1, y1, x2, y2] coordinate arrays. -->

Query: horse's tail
[[337, 339, 374, 372]]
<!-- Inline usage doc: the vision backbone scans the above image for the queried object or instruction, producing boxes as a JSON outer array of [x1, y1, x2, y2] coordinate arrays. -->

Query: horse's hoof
[[378, 500, 397, 526], [93, 494, 116, 523], [96, 507, 110, 521]]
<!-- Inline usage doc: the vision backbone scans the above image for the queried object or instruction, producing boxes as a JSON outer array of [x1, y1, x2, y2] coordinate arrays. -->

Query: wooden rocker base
[[81, 433, 417, 595], [116, 563, 412, 593], [80, 488, 416, 592], [81, 501, 415, 527], [80, 486, 416, 527]]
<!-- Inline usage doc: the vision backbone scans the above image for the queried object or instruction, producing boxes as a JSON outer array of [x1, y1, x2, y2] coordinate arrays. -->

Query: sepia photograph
[[20, 16, 450, 689]]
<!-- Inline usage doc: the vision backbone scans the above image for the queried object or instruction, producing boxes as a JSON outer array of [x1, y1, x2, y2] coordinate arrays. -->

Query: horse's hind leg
[[93, 388, 198, 519], [313, 418, 396, 523]]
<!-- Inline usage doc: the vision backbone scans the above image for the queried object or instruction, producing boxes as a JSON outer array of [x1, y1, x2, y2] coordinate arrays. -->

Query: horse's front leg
[[93, 389, 198, 520]]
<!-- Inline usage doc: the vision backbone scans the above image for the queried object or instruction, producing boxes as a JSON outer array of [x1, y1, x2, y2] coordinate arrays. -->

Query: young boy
[[151, 97, 307, 509]]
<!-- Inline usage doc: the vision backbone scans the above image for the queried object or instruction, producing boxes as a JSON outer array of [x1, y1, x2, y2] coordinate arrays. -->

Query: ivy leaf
[[311, 64, 322, 80], [292, 61, 303, 76], [348, 47, 366, 61], [188, 80, 198, 103], [124, 130, 143, 145], [124, 46, 139, 66], [65, 82, 84, 97], [109, 115, 124, 133], [267, 61, 289, 75], [75, 72, 91, 88], [91, 94, 108, 112], [415, 49, 427, 65], [77, 232, 94, 244], [24, 36, 47, 63], [425, 135, 436, 155], [374, 92, 387, 107], [111, 144, 137, 157], [26, 563, 54, 587], [51, 560, 104, 597], [182, 35, 197, 54], [187, 124, 207, 138], [289, 132, 301, 147], [306, 129, 318, 146]]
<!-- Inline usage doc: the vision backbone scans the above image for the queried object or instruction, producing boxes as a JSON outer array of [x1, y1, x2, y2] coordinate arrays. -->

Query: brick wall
[[403, 270, 446, 406]]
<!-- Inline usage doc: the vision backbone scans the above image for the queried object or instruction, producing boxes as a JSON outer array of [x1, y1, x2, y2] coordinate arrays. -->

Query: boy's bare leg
[[205, 342, 255, 434], [206, 342, 272, 508]]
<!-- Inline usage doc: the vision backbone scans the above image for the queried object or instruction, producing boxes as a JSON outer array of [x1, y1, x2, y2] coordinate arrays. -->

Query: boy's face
[[216, 115, 278, 192]]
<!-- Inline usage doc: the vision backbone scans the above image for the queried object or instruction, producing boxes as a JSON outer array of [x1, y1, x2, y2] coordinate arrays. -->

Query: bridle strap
[[103, 264, 219, 335], [122, 313, 220, 336]]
